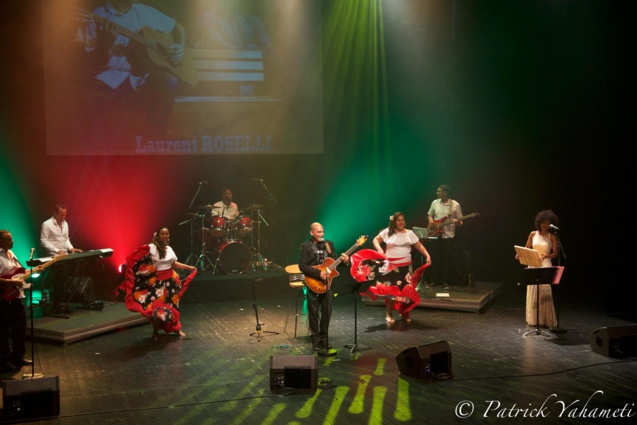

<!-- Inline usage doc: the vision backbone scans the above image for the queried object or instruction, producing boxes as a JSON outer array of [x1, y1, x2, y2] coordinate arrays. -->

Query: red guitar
[[304, 236, 367, 294], [427, 212, 480, 238], [1, 255, 64, 301]]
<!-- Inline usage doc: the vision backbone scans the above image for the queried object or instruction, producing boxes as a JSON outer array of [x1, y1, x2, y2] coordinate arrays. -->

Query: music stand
[[341, 282, 371, 355], [522, 267, 564, 337]]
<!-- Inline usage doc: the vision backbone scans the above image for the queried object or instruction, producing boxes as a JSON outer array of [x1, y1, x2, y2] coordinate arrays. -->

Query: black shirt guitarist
[[299, 222, 349, 352]]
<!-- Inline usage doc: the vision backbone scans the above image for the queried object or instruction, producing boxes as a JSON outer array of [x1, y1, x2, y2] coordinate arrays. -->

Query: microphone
[[199, 181, 208, 185], [29, 248, 35, 261], [252, 178, 263, 182], [549, 224, 559, 231]]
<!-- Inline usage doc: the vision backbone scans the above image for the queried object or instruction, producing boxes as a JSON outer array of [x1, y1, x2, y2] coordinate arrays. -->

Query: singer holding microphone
[[520, 209, 559, 328], [299, 222, 349, 352], [0, 230, 38, 372]]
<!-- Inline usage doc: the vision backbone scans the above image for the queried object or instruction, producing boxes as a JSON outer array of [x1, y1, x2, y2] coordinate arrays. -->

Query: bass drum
[[216, 241, 251, 274]]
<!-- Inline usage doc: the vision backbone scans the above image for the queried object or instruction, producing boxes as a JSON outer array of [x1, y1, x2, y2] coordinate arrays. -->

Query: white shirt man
[[40, 205, 82, 256]]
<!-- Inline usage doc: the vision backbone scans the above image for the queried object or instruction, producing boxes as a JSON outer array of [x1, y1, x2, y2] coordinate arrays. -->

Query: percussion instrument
[[210, 216, 228, 237], [216, 241, 251, 274], [234, 215, 253, 237]]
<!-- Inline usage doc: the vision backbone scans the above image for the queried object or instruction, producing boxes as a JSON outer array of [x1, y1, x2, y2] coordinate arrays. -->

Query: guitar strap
[[325, 242, 332, 256]]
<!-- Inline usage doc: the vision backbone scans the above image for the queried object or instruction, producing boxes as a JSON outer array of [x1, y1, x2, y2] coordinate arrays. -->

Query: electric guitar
[[71, 7, 199, 85], [304, 236, 367, 294], [427, 212, 480, 238], [1, 255, 65, 301]]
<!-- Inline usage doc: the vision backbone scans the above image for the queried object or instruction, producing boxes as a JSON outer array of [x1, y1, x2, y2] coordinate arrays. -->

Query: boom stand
[[25, 266, 44, 379], [250, 278, 279, 341], [343, 283, 371, 355], [195, 214, 215, 272], [522, 267, 558, 338], [251, 209, 269, 271], [180, 213, 199, 267], [550, 230, 568, 334]]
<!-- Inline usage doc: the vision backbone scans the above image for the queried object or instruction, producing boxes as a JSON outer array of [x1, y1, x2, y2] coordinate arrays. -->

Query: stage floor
[[3, 280, 636, 424]]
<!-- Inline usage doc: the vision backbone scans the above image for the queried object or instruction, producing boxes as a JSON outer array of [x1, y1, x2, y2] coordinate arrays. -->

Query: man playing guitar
[[298, 222, 350, 352], [426, 184, 463, 289], [0, 230, 40, 372]]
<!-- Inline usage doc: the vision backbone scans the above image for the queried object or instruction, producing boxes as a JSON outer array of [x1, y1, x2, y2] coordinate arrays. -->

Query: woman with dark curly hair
[[522, 210, 559, 328], [120, 227, 197, 340]]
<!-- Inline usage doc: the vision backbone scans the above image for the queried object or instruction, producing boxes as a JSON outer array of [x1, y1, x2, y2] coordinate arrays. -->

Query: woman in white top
[[372, 212, 431, 323], [523, 210, 559, 328], [120, 227, 197, 340]]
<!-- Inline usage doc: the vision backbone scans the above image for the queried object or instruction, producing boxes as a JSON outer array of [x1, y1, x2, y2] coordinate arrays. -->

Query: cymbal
[[243, 204, 264, 211], [186, 212, 204, 217], [197, 204, 215, 209]]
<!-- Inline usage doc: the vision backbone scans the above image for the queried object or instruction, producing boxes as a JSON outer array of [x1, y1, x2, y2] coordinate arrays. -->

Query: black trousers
[[428, 237, 456, 285], [0, 298, 27, 361], [306, 288, 332, 343]]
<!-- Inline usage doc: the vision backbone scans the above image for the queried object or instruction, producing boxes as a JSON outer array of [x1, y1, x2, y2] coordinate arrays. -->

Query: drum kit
[[190, 203, 268, 274]]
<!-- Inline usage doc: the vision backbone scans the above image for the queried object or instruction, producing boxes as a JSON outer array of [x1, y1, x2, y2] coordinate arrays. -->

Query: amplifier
[[2, 376, 60, 420], [270, 355, 318, 393]]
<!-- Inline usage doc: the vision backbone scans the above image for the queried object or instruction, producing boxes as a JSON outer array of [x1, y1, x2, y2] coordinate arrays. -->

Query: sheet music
[[514, 245, 543, 268]]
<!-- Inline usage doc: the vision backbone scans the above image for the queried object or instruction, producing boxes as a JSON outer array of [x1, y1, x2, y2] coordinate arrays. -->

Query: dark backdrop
[[0, 1, 624, 316]]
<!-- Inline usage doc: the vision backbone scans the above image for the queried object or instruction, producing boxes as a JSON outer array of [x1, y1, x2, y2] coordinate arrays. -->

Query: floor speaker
[[270, 355, 318, 392], [395, 341, 452, 379], [589, 326, 637, 358], [1, 376, 60, 419]]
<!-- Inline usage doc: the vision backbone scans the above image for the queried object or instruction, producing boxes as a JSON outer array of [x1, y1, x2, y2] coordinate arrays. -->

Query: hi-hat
[[197, 204, 215, 209], [243, 204, 264, 211]]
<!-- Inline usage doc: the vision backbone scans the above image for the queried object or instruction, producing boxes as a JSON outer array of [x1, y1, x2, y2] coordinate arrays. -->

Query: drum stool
[[284, 265, 305, 338]]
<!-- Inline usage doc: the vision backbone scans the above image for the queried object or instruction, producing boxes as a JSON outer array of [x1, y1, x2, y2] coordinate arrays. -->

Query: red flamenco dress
[[119, 245, 197, 334], [350, 249, 429, 317]]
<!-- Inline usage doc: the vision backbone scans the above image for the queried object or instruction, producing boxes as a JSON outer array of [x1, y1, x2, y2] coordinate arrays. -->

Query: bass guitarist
[[426, 184, 463, 290], [0, 230, 39, 372], [299, 222, 349, 352]]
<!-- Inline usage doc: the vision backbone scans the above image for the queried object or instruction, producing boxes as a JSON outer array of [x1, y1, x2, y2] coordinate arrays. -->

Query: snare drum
[[216, 241, 251, 274], [235, 215, 253, 237], [210, 216, 227, 237]]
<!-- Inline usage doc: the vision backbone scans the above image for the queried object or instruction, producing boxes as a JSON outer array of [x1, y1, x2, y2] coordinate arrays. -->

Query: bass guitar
[[427, 212, 480, 238], [1, 255, 65, 301], [304, 235, 367, 294], [71, 7, 198, 85]]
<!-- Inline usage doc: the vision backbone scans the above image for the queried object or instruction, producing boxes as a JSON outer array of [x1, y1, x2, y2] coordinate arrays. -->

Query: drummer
[[211, 187, 241, 225]]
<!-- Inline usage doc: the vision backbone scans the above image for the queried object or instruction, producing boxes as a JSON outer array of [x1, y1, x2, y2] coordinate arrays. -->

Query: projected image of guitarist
[[298, 222, 352, 353], [73, 0, 195, 141], [426, 184, 464, 290], [0, 230, 41, 372]]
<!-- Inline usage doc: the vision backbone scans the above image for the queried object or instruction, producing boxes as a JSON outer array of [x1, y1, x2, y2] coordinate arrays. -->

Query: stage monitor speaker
[[1, 376, 60, 420], [270, 355, 318, 393], [589, 326, 637, 358], [396, 340, 452, 379]]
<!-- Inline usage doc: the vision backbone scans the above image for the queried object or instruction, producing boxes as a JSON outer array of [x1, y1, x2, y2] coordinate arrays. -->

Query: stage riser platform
[[183, 269, 290, 303], [362, 281, 503, 313], [30, 303, 147, 345]]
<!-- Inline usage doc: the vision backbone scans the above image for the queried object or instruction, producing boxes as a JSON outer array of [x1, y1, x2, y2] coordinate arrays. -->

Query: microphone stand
[[249, 278, 279, 341], [550, 229, 567, 334], [25, 252, 44, 379], [184, 182, 206, 266]]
